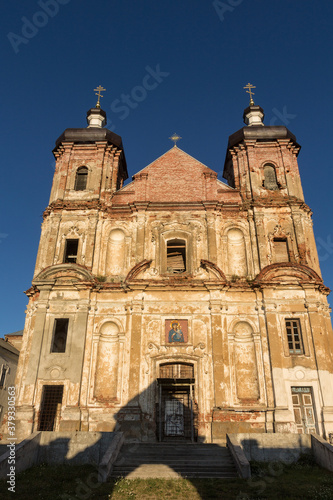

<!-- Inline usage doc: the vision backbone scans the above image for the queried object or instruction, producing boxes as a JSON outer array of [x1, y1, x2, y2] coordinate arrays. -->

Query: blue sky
[[1, 0, 333, 335]]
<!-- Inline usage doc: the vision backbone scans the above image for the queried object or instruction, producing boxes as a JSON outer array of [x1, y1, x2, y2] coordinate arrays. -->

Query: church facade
[[11, 100, 333, 443]]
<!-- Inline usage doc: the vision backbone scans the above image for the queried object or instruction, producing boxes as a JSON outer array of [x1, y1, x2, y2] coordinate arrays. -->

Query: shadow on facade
[[113, 377, 199, 444], [3, 381, 235, 499]]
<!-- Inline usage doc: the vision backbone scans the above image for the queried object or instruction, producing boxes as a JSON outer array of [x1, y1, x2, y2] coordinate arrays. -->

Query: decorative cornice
[[43, 199, 107, 219]]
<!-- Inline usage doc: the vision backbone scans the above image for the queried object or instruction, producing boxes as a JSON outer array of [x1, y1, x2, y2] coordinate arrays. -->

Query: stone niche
[[94, 321, 121, 401]]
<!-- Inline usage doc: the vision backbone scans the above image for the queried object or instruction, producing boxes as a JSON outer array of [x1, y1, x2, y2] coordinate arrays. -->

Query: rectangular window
[[64, 239, 78, 263], [166, 239, 186, 273], [274, 238, 289, 263], [0, 366, 8, 389], [74, 167, 88, 191], [286, 319, 303, 354], [51, 319, 69, 353]]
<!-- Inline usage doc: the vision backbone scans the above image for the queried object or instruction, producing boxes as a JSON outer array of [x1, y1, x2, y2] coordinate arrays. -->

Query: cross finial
[[169, 133, 182, 147], [243, 83, 256, 106], [94, 85, 106, 108]]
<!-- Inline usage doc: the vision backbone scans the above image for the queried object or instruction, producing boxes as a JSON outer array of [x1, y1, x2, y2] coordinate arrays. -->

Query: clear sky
[[1, 0, 333, 335]]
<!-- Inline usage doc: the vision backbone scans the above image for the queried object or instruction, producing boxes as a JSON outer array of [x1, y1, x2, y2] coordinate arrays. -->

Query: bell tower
[[223, 91, 319, 275], [218, 86, 333, 437], [34, 96, 128, 278]]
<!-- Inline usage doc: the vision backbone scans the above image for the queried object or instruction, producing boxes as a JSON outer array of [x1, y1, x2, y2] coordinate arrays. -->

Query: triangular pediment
[[113, 147, 238, 204]]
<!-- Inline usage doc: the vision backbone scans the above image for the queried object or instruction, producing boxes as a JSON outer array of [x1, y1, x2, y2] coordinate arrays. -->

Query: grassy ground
[[0, 457, 332, 499]]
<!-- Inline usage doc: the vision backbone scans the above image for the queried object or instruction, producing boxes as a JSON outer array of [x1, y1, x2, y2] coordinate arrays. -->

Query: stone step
[[115, 459, 234, 466], [116, 444, 233, 457], [111, 465, 237, 479], [114, 463, 237, 469], [116, 452, 231, 460], [111, 443, 238, 479]]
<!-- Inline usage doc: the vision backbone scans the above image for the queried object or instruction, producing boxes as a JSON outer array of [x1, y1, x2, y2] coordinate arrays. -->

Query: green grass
[[0, 459, 332, 499]]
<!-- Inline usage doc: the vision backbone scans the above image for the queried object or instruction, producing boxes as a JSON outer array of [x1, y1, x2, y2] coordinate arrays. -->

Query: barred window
[[286, 319, 303, 354], [38, 385, 63, 431]]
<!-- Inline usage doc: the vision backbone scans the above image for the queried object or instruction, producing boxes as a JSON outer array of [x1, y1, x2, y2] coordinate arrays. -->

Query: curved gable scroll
[[254, 263, 323, 286], [200, 260, 227, 281], [33, 263, 94, 284], [125, 259, 152, 281]]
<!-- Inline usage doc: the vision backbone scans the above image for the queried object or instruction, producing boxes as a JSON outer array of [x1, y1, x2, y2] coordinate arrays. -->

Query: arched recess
[[227, 228, 248, 277], [233, 322, 259, 401], [106, 229, 126, 275], [94, 322, 121, 401]]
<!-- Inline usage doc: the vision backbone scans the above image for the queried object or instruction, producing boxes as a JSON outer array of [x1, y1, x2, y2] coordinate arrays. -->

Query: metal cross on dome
[[94, 85, 106, 108], [243, 83, 256, 106], [169, 133, 182, 146]]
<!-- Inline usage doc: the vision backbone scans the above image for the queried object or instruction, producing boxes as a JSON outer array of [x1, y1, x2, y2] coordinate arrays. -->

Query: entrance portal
[[157, 363, 197, 441], [291, 386, 317, 434]]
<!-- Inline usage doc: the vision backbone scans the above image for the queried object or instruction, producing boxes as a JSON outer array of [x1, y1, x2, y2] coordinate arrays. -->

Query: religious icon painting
[[165, 319, 188, 344]]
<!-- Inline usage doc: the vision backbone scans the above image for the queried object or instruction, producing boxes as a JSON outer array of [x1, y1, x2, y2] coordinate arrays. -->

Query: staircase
[[111, 442, 238, 479]]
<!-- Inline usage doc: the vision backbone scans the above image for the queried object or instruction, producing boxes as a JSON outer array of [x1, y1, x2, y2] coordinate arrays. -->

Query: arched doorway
[[157, 362, 197, 442]]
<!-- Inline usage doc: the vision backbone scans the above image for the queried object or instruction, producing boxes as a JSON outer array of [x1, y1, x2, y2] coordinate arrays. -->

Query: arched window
[[166, 239, 186, 273], [263, 164, 278, 190], [74, 167, 88, 191]]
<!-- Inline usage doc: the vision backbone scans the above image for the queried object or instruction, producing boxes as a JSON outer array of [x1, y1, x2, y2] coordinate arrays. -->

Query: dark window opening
[[274, 238, 289, 263], [0, 366, 8, 389], [74, 167, 88, 191], [263, 164, 279, 190], [38, 385, 63, 431], [64, 239, 78, 263], [286, 319, 304, 354], [51, 319, 69, 353], [167, 239, 186, 273]]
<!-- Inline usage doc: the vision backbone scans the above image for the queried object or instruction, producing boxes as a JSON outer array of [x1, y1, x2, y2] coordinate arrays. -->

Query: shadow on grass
[[1, 460, 333, 500]]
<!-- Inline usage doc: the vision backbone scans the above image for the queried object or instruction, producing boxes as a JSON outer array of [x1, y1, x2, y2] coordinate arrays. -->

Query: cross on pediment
[[169, 133, 182, 146]]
